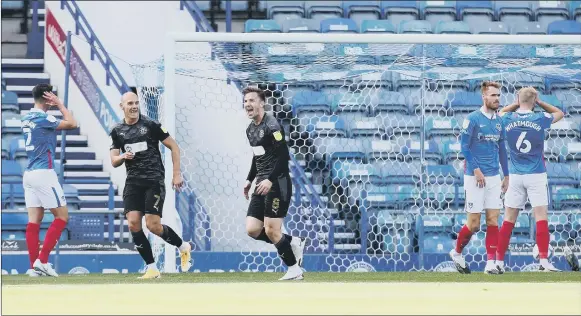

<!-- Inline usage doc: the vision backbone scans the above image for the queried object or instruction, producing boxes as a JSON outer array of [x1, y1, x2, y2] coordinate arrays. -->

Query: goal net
[[131, 33, 581, 273]]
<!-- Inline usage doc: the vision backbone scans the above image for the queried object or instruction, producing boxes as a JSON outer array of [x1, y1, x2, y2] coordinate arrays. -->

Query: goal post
[[138, 32, 581, 273]]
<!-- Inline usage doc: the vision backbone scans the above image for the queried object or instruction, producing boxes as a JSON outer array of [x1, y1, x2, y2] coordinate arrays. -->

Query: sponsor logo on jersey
[[161, 126, 168, 133], [273, 131, 282, 141], [346, 261, 376, 272]]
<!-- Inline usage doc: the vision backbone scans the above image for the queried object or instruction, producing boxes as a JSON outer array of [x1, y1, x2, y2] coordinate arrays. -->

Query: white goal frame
[[161, 33, 580, 272]]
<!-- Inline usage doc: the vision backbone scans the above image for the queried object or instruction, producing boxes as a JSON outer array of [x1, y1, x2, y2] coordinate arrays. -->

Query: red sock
[[497, 221, 515, 261], [455, 225, 474, 253], [536, 220, 550, 259], [25, 222, 40, 268], [485, 225, 498, 260], [38, 219, 67, 263]]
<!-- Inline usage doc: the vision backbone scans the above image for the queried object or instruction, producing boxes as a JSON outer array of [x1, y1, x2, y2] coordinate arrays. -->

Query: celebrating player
[[110, 92, 191, 279], [496, 87, 564, 272], [22, 84, 78, 277], [242, 86, 306, 280], [450, 81, 509, 274]]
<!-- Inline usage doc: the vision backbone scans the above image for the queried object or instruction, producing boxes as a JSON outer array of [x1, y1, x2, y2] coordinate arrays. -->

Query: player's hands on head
[[255, 179, 272, 195], [474, 168, 486, 188], [43, 92, 64, 109], [172, 173, 184, 190], [243, 180, 252, 200], [123, 152, 135, 160]]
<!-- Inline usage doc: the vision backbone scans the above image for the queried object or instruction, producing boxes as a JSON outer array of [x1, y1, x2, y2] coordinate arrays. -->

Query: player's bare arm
[[499, 101, 520, 116], [43, 92, 78, 130], [536, 97, 565, 123], [161, 136, 183, 190], [109, 148, 134, 168]]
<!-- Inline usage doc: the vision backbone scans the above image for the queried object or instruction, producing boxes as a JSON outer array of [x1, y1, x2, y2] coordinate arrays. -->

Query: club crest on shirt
[[259, 129, 264, 138], [139, 127, 148, 135], [495, 123, 501, 131]]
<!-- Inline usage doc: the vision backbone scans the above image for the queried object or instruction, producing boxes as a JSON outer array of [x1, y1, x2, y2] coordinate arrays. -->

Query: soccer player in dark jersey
[[243, 87, 306, 281], [110, 92, 191, 279]]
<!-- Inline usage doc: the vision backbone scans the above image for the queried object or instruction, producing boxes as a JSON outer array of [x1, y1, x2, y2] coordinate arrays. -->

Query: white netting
[[130, 40, 581, 272]]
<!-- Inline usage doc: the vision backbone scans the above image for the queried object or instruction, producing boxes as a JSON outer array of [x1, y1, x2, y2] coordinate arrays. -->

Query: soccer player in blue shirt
[[450, 81, 510, 274], [21, 84, 78, 277], [496, 87, 564, 272]]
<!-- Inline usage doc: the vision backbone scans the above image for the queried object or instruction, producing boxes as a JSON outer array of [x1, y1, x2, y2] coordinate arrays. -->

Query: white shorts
[[23, 169, 67, 209], [504, 173, 549, 209], [464, 174, 503, 213]]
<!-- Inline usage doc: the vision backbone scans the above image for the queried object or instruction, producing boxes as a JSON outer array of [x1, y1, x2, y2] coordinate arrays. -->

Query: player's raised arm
[[42, 92, 78, 130], [536, 96, 564, 123], [499, 101, 519, 116]]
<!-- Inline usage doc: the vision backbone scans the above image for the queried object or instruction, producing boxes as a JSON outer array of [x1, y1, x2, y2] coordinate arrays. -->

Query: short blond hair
[[481, 81, 501, 94], [518, 87, 538, 104]]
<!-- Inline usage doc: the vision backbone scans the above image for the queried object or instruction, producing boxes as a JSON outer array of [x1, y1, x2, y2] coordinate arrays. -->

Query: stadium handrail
[[60, 0, 131, 94]]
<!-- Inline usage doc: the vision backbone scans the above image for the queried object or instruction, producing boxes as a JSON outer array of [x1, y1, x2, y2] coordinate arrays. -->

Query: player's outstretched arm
[[162, 136, 184, 190], [43, 92, 78, 130], [536, 97, 564, 123]]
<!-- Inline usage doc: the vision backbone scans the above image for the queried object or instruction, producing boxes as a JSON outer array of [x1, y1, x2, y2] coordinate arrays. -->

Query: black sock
[[131, 230, 155, 265], [161, 225, 183, 248], [274, 234, 297, 267], [253, 228, 273, 244]]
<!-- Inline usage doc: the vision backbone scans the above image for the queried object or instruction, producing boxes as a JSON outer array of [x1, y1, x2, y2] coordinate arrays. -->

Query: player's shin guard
[[485, 225, 498, 261], [536, 220, 550, 259], [131, 230, 155, 265], [274, 234, 297, 267], [455, 225, 474, 253], [38, 219, 67, 263], [160, 224, 183, 248], [497, 221, 515, 261], [25, 222, 40, 268]]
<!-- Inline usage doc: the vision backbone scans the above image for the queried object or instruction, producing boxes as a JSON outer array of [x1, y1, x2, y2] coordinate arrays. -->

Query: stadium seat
[[403, 140, 441, 164], [281, 18, 320, 33], [350, 118, 386, 139], [9, 138, 26, 161], [511, 22, 546, 35], [435, 21, 472, 34], [305, 1, 343, 21], [546, 162, 581, 186], [398, 20, 433, 33], [344, 1, 381, 25], [1, 112, 21, 134], [418, 214, 454, 233], [547, 20, 581, 34], [533, 1, 570, 32], [382, 1, 420, 26], [378, 161, 420, 185], [426, 117, 460, 140], [442, 140, 463, 162], [448, 91, 481, 112], [367, 140, 400, 161], [553, 188, 581, 210], [381, 227, 413, 254], [425, 164, 460, 185], [331, 161, 379, 185], [547, 119, 580, 139], [1, 183, 25, 209], [2, 90, 19, 113], [456, 1, 494, 25], [570, 1, 581, 21], [495, 1, 533, 25], [244, 20, 282, 33], [372, 90, 407, 114], [423, 233, 455, 254], [419, 0, 456, 25], [320, 18, 358, 33], [472, 21, 510, 34], [292, 91, 332, 116], [267, 1, 305, 24], [360, 20, 396, 33]]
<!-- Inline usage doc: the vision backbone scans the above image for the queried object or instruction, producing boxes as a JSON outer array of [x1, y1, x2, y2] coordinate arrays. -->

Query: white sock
[[147, 263, 158, 271], [496, 260, 504, 268], [178, 242, 189, 252], [487, 259, 496, 265]]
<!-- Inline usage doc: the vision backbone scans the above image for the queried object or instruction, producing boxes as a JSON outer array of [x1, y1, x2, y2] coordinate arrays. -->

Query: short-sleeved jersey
[[21, 108, 61, 171], [501, 111, 553, 175], [109, 115, 170, 183], [461, 109, 505, 177], [246, 112, 289, 183]]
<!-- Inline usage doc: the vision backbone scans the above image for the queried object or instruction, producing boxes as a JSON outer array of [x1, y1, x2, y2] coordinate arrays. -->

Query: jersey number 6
[[516, 131, 531, 153]]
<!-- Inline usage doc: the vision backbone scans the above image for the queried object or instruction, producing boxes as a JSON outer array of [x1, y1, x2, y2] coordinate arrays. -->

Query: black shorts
[[247, 175, 292, 221], [123, 180, 165, 217]]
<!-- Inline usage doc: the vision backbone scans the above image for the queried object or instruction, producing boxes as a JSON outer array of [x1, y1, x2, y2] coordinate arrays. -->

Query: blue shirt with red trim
[[21, 108, 61, 171]]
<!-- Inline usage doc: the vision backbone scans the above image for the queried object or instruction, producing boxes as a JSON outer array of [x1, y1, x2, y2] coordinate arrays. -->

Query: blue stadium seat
[[547, 20, 581, 34], [426, 165, 460, 185], [363, 184, 414, 209], [9, 137, 26, 161], [546, 162, 581, 186], [381, 227, 413, 254], [344, 1, 381, 25], [571, 1, 581, 21], [472, 21, 510, 34], [398, 20, 433, 33], [419, 214, 454, 233], [512, 21, 546, 34], [309, 115, 348, 138], [2, 90, 19, 113], [449, 91, 481, 112], [305, 1, 343, 20], [267, 1, 305, 23], [426, 117, 460, 140], [2, 1, 24, 10], [403, 140, 441, 164], [419, 0, 457, 24], [1, 183, 25, 209], [331, 161, 379, 184], [367, 140, 400, 161], [382, 1, 420, 25], [563, 141, 581, 162], [553, 188, 581, 210], [435, 21, 472, 34], [281, 18, 320, 33], [495, 1, 533, 25], [372, 90, 407, 114], [360, 20, 396, 33], [442, 140, 463, 162], [547, 119, 580, 139], [1, 160, 23, 183], [291, 91, 332, 117], [2, 112, 21, 134], [320, 18, 358, 33], [456, 1, 494, 25], [244, 20, 282, 33], [423, 233, 455, 254], [317, 137, 368, 164], [380, 162, 420, 185], [350, 119, 385, 139], [533, 1, 570, 32]]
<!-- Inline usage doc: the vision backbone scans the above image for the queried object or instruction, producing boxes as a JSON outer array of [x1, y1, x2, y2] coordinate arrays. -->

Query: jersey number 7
[[22, 127, 34, 151]]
